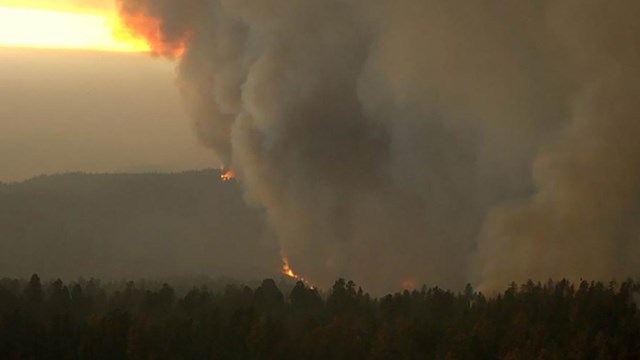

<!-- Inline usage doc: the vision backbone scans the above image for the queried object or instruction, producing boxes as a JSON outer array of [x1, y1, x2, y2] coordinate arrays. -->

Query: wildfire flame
[[220, 170, 235, 182], [282, 257, 311, 286], [116, 2, 188, 58], [282, 259, 298, 279]]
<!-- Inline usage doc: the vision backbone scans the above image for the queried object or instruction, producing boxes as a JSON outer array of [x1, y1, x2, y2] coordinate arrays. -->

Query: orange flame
[[220, 170, 235, 182], [282, 257, 311, 286], [282, 258, 298, 279], [116, 5, 188, 58]]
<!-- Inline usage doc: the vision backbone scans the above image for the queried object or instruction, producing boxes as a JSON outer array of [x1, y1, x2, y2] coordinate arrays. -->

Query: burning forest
[[3, 0, 640, 357], [115, 0, 640, 294]]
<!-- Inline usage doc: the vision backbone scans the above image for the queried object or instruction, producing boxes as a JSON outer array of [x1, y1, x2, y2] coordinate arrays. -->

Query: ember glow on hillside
[[0, 6, 149, 52], [220, 170, 235, 182], [401, 279, 417, 290]]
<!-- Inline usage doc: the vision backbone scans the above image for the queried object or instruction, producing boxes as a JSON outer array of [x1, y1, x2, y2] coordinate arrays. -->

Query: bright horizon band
[[0, 6, 149, 52]]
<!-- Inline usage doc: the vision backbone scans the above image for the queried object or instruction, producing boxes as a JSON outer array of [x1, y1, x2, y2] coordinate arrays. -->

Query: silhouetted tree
[[25, 274, 43, 305]]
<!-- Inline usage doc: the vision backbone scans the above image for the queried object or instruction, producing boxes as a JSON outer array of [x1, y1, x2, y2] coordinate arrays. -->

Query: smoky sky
[[0, 48, 215, 182], [0, 0, 114, 12], [118, 0, 640, 293]]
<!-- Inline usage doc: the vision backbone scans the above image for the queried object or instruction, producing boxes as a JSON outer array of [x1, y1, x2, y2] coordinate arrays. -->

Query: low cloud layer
[[118, 0, 640, 293]]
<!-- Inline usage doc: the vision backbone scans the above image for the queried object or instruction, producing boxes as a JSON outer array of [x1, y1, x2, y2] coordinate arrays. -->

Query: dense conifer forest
[[1, 275, 640, 359]]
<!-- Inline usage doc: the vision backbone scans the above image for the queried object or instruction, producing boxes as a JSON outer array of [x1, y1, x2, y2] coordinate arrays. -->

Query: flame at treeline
[[217, 168, 313, 286], [401, 279, 417, 290], [282, 257, 311, 286], [220, 170, 235, 182]]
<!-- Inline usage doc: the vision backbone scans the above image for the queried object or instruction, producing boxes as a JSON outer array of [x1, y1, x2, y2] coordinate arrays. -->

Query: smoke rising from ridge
[[117, 0, 640, 293]]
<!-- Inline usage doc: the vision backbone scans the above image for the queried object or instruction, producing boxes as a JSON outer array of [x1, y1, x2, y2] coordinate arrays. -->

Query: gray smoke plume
[[117, 0, 640, 293]]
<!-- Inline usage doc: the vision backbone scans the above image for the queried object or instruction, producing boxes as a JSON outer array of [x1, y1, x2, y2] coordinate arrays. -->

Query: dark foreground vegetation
[[2, 275, 640, 359]]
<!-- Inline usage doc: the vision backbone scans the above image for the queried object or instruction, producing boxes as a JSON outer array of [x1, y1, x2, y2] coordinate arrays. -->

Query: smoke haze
[[117, 0, 640, 293], [0, 48, 215, 182], [0, 171, 279, 280]]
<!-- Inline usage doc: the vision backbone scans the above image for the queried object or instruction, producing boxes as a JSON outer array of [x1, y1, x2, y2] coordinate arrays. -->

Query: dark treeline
[[2, 276, 640, 359]]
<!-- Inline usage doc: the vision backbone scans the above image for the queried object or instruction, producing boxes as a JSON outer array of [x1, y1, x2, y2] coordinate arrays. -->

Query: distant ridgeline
[[1, 275, 640, 358], [0, 170, 280, 280]]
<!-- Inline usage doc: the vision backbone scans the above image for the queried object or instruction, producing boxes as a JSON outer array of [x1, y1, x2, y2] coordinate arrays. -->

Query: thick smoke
[[117, 0, 640, 293]]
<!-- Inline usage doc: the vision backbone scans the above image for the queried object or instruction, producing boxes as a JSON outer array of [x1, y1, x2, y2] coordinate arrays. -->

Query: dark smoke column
[[117, 0, 640, 294], [116, 0, 476, 292], [116, 0, 408, 292]]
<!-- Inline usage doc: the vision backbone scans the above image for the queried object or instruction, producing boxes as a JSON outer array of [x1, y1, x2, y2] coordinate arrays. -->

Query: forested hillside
[[1, 276, 639, 359], [0, 171, 279, 280]]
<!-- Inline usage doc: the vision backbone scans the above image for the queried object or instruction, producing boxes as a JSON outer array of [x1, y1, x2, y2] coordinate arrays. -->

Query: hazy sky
[[0, 1, 215, 182], [0, 0, 113, 12]]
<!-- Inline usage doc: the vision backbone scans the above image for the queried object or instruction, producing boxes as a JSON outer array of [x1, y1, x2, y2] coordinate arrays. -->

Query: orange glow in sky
[[0, 4, 149, 52]]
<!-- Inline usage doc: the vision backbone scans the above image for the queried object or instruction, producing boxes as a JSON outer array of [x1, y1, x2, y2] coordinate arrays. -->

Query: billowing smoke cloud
[[117, 0, 640, 293]]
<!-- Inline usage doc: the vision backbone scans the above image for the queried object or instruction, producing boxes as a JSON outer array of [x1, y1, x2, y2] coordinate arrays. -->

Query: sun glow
[[0, 6, 149, 52]]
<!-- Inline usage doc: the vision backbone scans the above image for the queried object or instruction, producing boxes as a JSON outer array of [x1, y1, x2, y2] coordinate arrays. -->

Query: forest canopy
[[1, 275, 639, 359]]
